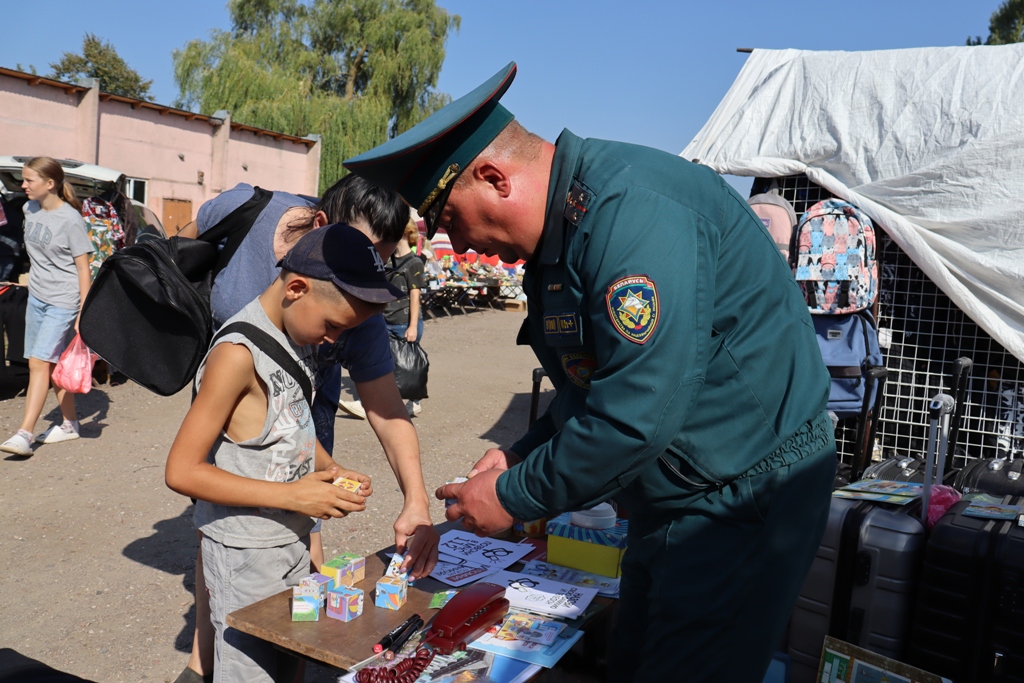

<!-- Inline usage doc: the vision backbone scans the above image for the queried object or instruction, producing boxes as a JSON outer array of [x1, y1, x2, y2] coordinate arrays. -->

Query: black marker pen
[[373, 613, 421, 654]]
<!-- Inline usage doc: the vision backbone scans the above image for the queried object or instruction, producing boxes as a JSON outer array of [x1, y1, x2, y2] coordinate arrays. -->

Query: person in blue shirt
[[343, 63, 836, 682]]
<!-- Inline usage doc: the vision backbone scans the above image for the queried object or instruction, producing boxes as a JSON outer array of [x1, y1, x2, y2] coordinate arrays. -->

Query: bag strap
[[211, 321, 313, 406], [198, 187, 274, 280]]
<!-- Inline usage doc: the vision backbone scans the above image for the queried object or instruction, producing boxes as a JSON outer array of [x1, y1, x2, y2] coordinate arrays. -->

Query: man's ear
[[473, 160, 512, 199], [313, 210, 330, 228]]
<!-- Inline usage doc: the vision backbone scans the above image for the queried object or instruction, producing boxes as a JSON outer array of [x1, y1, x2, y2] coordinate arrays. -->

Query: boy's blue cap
[[279, 223, 404, 304], [343, 62, 517, 239]]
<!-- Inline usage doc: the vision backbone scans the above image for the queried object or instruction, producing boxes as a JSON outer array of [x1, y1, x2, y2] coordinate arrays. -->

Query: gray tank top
[[193, 300, 318, 548]]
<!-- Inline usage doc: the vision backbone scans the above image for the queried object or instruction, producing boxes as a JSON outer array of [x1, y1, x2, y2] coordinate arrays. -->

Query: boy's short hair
[[279, 223, 405, 304]]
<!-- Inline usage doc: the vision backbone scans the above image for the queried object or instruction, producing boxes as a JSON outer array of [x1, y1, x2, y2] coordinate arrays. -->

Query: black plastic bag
[[389, 334, 429, 401]]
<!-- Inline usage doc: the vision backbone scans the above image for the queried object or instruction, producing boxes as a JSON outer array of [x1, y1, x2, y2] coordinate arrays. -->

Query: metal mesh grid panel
[[749, 175, 1024, 468]]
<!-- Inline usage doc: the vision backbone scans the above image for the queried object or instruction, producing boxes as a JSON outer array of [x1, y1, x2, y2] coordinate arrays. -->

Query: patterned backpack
[[795, 200, 878, 314]]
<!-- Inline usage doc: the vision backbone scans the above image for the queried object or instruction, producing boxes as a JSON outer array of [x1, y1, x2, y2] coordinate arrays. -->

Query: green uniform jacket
[[495, 130, 831, 525]]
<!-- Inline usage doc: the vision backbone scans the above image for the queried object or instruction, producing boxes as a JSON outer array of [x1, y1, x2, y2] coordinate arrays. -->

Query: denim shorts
[[24, 294, 77, 363]]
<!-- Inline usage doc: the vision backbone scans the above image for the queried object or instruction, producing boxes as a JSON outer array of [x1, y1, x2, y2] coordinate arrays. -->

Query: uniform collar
[[537, 129, 584, 266]]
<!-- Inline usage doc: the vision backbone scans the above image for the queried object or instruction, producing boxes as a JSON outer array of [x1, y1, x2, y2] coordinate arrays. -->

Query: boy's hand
[[395, 503, 439, 580], [333, 468, 373, 497], [291, 470, 366, 519]]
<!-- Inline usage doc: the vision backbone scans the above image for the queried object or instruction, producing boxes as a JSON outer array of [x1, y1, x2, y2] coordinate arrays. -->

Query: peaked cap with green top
[[343, 62, 517, 238]]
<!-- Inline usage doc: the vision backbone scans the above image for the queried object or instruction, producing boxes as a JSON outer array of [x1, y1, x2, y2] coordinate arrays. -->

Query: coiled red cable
[[354, 647, 436, 683]]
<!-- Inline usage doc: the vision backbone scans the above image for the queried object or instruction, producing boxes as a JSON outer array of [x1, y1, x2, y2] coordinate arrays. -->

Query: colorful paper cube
[[326, 586, 364, 622], [335, 553, 366, 583], [291, 595, 319, 621], [374, 576, 407, 610], [321, 559, 355, 588], [300, 573, 333, 601]]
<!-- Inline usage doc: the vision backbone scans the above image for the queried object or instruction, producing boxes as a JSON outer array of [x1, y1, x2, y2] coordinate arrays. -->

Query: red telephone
[[424, 582, 510, 655]]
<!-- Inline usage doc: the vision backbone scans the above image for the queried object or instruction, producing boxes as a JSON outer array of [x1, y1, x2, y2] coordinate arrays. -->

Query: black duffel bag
[[79, 188, 271, 395], [389, 333, 429, 401]]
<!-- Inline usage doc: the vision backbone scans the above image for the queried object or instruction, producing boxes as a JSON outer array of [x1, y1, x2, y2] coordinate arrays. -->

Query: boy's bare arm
[[165, 343, 366, 519]]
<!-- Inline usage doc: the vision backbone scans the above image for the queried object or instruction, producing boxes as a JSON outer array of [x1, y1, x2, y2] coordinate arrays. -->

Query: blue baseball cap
[[343, 62, 517, 238], [279, 223, 404, 304]]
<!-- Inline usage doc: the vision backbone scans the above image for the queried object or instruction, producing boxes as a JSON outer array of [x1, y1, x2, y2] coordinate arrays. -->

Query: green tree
[[174, 0, 460, 192], [49, 34, 154, 100], [968, 0, 1024, 45]]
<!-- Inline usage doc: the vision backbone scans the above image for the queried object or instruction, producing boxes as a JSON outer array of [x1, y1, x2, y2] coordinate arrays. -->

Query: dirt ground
[[0, 308, 559, 683]]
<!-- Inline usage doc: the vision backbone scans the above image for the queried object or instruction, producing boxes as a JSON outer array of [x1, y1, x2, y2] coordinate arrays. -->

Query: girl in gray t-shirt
[[0, 157, 93, 457]]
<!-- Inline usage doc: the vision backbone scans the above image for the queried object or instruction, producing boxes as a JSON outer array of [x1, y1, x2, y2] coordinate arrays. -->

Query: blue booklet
[[468, 623, 583, 668]]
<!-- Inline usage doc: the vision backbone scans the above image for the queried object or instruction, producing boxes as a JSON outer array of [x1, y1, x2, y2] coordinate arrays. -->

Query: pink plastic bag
[[926, 484, 962, 530], [52, 333, 98, 394]]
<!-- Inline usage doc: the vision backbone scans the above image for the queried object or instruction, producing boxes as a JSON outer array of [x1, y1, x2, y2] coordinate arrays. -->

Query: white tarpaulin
[[682, 45, 1024, 362]]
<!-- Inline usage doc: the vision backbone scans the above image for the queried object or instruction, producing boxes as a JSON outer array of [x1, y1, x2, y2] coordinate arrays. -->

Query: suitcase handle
[[922, 393, 955, 524], [945, 357, 973, 471]]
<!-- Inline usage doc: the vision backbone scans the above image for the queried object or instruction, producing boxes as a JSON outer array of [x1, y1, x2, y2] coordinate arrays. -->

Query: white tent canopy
[[682, 45, 1024, 362]]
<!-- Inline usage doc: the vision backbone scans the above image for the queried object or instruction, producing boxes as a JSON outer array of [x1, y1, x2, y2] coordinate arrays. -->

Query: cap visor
[[336, 281, 406, 304]]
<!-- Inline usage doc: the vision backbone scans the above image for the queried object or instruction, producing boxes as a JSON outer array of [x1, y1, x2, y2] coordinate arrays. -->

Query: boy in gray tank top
[[165, 223, 405, 683]]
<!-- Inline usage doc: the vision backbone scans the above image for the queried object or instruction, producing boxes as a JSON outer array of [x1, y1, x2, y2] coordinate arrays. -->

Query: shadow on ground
[[479, 388, 554, 448], [122, 506, 200, 653]]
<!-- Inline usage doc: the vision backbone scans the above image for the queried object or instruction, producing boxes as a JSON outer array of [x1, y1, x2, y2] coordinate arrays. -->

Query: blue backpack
[[813, 310, 883, 420]]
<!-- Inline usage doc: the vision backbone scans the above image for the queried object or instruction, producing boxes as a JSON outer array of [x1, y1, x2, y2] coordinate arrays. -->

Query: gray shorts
[[202, 534, 310, 683]]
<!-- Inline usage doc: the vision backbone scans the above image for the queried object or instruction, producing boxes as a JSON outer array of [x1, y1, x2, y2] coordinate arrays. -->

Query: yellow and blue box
[[545, 513, 628, 578], [374, 576, 407, 610], [326, 586, 364, 622]]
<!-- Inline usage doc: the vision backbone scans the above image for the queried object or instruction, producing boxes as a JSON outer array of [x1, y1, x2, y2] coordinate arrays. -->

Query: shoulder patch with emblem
[[605, 275, 659, 344], [561, 352, 596, 390]]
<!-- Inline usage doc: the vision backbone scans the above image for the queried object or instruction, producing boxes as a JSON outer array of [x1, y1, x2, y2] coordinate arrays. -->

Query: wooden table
[[226, 526, 615, 674], [227, 548, 448, 671]]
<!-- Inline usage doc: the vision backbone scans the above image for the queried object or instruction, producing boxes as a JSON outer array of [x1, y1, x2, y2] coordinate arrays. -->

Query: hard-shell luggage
[[954, 457, 1024, 496], [906, 495, 1024, 682], [787, 393, 955, 683], [861, 357, 972, 484]]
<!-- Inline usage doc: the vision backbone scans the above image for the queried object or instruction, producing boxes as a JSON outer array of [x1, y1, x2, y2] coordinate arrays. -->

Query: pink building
[[0, 66, 321, 233]]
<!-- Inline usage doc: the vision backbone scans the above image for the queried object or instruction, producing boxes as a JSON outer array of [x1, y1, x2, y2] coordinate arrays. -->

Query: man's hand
[[290, 470, 366, 519], [394, 503, 439, 580], [468, 448, 522, 478], [435, 469, 514, 536]]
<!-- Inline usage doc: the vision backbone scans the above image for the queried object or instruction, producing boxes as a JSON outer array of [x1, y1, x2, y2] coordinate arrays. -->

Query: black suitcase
[[787, 392, 954, 683], [906, 496, 1024, 682], [861, 357, 972, 484], [953, 457, 1024, 497]]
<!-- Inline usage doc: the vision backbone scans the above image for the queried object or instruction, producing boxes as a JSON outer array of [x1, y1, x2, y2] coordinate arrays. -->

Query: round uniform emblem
[[561, 353, 597, 389], [605, 275, 659, 344]]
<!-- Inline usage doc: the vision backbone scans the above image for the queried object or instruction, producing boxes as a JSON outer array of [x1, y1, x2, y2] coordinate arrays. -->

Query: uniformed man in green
[[344, 62, 836, 682]]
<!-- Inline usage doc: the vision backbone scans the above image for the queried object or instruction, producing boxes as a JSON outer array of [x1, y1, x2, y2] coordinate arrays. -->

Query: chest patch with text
[[605, 275, 659, 344], [543, 312, 580, 338]]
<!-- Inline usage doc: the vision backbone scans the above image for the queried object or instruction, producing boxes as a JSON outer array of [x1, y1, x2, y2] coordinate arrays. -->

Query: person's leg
[[608, 444, 835, 683], [19, 357, 53, 433], [204, 536, 309, 683]]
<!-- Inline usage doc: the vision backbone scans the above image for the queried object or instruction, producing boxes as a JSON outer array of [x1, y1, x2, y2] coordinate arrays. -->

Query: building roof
[[0, 65, 317, 148]]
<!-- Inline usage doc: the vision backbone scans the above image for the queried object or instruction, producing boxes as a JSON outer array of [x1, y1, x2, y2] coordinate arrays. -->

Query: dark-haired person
[[174, 176, 439, 683], [0, 157, 93, 456]]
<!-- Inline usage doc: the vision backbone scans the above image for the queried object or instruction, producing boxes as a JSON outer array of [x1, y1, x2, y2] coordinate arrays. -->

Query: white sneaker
[[0, 431, 33, 455], [338, 399, 366, 420], [407, 401, 422, 417], [36, 421, 80, 444]]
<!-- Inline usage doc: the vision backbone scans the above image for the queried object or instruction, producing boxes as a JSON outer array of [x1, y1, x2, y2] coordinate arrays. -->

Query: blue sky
[[1, 1, 991, 192]]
